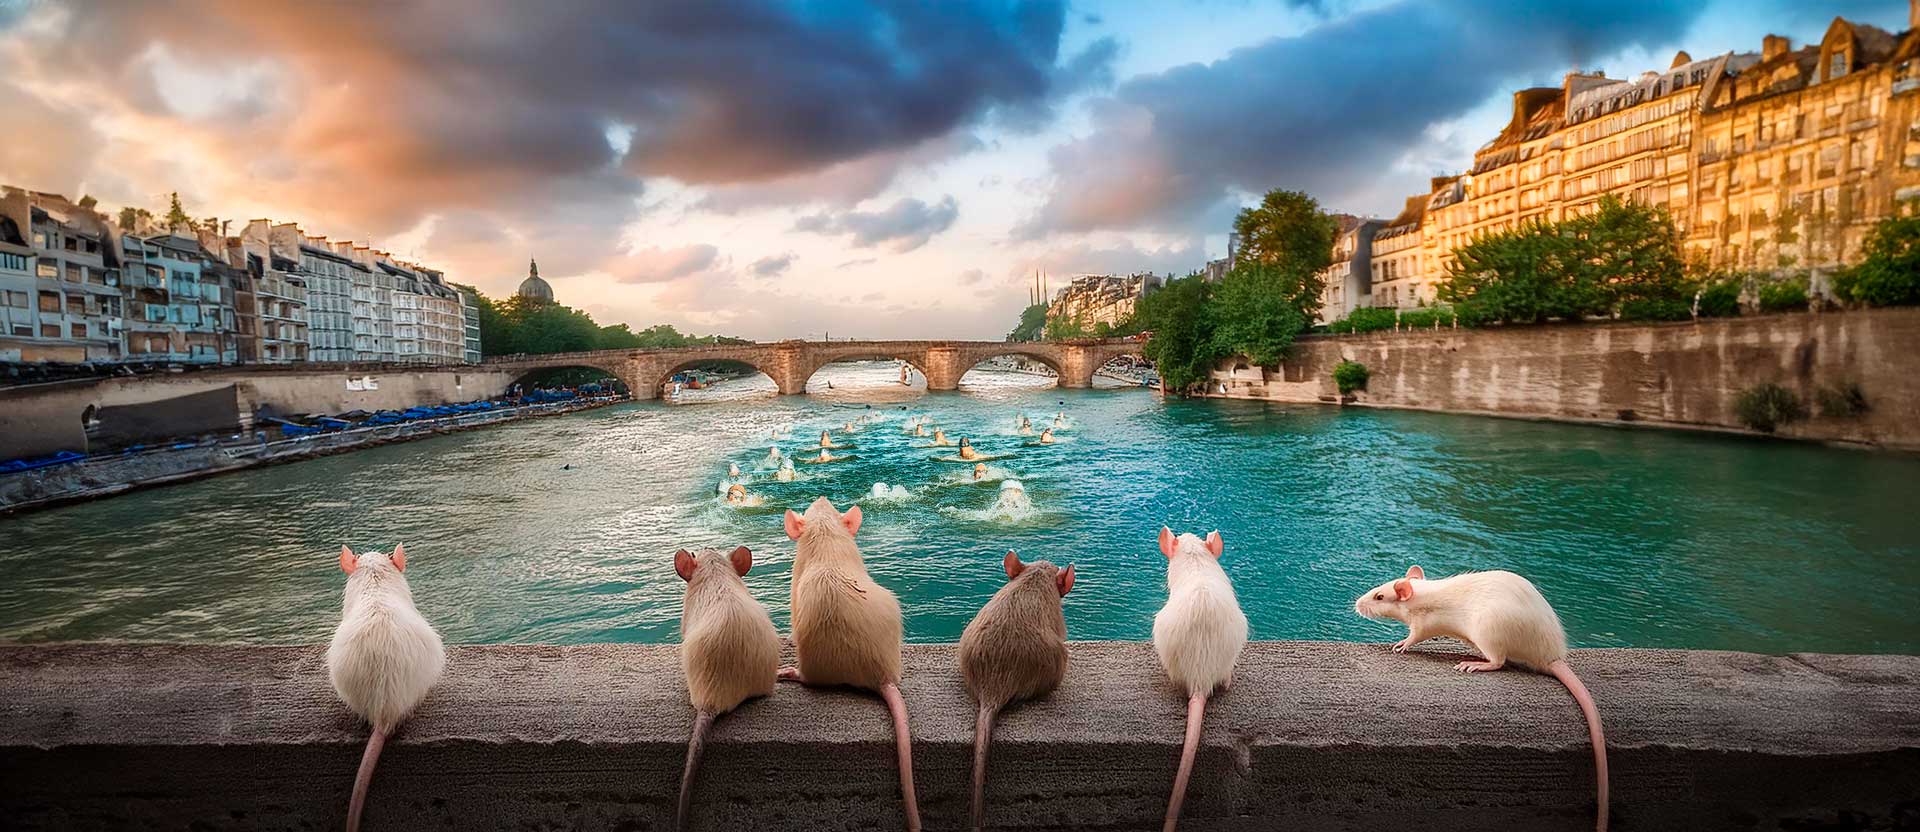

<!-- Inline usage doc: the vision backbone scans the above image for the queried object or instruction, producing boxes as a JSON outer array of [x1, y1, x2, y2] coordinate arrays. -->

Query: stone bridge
[[484, 338, 1148, 399]]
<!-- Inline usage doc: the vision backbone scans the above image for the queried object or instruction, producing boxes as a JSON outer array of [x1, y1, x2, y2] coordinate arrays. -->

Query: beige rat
[[674, 546, 779, 832]]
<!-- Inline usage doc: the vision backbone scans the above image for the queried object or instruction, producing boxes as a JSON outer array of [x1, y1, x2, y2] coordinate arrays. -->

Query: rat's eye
[[1373, 593, 1385, 601]]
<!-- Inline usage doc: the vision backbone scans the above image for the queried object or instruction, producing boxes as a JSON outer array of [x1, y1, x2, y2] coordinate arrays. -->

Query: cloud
[[1020, 0, 1703, 235], [795, 196, 960, 252], [0, 0, 1107, 281], [1015, 238, 1208, 282], [749, 253, 795, 277], [606, 244, 721, 284]]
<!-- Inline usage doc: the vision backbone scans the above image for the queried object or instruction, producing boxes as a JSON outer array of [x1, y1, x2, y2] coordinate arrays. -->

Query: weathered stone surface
[[2, 641, 1916, 830], [1207, 307, 1920, 450]]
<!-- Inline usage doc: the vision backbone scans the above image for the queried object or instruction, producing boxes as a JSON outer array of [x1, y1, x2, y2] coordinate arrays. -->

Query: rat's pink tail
[[1162, 693, 1208, 832], [971, 703, 998, 832], [676, 710, 715, 832], [1548, 660, 1609, 831], [345, 726, 387, 832], [880, 682, 922, 832]]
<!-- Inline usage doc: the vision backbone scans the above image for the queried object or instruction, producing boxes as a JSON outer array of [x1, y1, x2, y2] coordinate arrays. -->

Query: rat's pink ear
[[841, 504, 863, 536], [1056, 563, 1075, 596], [1393, 578, 1414, 601], [674, 549, 696, 581], [1406, 565, 1424, 580], [1158, 527, 1176, 558], [1204, 531, 1223, 558], [338, 545, 356, 575], [1003, 550, 1025, 579], [784, 509, 805, 540], [730, 546, 752, 576], [390, 543, 407, 572]]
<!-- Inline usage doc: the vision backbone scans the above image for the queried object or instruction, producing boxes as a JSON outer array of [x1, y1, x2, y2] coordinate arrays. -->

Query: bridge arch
[[507, 362, 630, 396], [956, 348, 1065, 388], [799, 350, 932, 393], [650, 357, 781, 400]]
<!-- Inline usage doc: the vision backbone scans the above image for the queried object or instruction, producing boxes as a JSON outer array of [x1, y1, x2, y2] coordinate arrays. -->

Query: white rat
[[674, 545, 779, 831], [327, 544, 446, 832], [1355, 565, 1609, 831], [1150, 527, 1248, 832]]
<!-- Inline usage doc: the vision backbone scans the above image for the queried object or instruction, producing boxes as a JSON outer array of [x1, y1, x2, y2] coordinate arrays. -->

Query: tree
[[1006, 303, 1047, 341], [117, 206, 152, 231], [1832, 207, 1920, 307], [1207, 262, 1310, 366], [1135, 274, 1218, 393], [1042, 313, 1093, 340], [1438, 196, 1687, 323], [165, 192, 192, 232], [1232, 188, 1339, 280], [469, 288, 743, 356]]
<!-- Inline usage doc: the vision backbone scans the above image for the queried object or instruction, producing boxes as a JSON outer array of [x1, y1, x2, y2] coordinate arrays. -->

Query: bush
[[1694, 277, 1742, 318], [1816, 382, 1868, 418], [1333, 360, 1370, 394], [1398, 305, 1457, 328], [1619, 297, 1692, 321], [1757, 278, 1809, 313], [1327, 306, 1399, 334], [1734, 384, 1806, 433]]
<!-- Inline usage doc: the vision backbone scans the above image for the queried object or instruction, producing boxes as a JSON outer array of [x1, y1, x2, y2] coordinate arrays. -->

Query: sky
[[0, 0, 1909, 340]]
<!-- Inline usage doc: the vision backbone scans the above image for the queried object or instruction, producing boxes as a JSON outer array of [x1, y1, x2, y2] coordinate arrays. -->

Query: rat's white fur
[[327, 549, 445, 732], [1152, 532, 1248, 697], [1354, 569, 1567, 668], [681, 549, 779, 715]]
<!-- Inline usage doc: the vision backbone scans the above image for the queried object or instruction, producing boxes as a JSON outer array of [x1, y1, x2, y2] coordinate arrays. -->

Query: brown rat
[[956, 550, 1075, 832], [1355, 565, 1609, 831], [779, 497, 921, 832], [674, 546, 779, 831]]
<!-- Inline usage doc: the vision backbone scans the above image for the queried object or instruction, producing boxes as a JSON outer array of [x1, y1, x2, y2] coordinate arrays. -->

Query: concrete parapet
[[3, 641, 1916, 830]]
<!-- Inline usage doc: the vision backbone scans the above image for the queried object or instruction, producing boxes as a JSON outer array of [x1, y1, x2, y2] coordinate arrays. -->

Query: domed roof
[[516, 258, 553, 303]]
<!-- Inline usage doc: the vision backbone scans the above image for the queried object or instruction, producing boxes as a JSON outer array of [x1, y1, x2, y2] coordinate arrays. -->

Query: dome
[[516, 258, 554, 304]]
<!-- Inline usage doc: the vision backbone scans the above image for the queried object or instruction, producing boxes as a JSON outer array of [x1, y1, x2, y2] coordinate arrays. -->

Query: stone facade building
[[1357, 10, 1920, 312], [1046, 273, 1162, 330], [0, 189, 125, 363], [1315, 218, 1383, 323]]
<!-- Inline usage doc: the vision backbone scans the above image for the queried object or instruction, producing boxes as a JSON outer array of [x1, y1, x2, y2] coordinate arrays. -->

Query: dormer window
[[1829, 51, 1849, 80]]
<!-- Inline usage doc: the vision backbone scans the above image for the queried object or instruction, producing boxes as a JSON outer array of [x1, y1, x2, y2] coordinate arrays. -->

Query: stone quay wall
[[3, 641, 1916, 830], [1204, 307, 1920, 450]]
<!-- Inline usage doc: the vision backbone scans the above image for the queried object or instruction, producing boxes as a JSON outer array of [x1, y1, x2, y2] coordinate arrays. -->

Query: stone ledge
[[2, 641, 1916, 830]]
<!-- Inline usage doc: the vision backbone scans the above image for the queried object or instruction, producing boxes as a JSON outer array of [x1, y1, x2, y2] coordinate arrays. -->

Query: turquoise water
[[2, 362, 1916, 654]]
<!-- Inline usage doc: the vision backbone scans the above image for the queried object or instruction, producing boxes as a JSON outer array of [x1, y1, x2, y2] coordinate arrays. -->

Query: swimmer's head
[[729, 463, 741, 477], [727, 484, 747, 502], [959, 437, 972, 447]]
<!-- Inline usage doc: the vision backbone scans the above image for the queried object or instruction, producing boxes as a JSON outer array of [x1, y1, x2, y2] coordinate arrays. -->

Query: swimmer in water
[[991, 479, 1033, 516], [957, 437, 980, 460], [767, 446, 783, 465], [915, 423, 931, 437], [776, 458, 797, 482], [1038, 428, 1056, 444], [729, 463, 742, 479], [725, 483, 765, 507], [972, 462, 989, 481], [813, 447, 842, 463], [931, 429, 952, 447], [1052, 411, 1067, 428], [819, 430, 840, 449], [843, 421, 858, 434], [1018, 415, 1034, 436]]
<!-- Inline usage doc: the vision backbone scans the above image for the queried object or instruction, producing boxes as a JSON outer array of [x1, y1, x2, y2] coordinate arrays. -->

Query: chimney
[[1762, 35, 1789, 62], [1671, 50, 1692, 69]]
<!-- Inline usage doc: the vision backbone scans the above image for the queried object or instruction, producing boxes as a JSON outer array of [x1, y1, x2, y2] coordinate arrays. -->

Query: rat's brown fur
[[957, 556, 1070, 832]]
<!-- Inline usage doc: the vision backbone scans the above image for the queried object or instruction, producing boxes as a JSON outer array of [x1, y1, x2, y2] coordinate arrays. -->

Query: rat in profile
[[327, 544, 445, 832], [1151, 527, 1248, 832], [780, 497, 921, 831], [1356, 565, 1609, 831], [674, 545, 779, 832], [956, 550, 1075, 832]]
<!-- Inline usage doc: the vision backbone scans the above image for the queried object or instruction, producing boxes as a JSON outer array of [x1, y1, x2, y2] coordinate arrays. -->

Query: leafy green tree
[[1208, 262, 1310, 366], [1043, 313, 1093, 340], [1440, 197, 1687, 324], [1575, 197, 1687, 313], [1233, 188, 1340, 280], [1135, 274, 1218, 393], [1007, 303, 1048, 341], [117, 206, 152, 231], [165, 192, 192, 232], [1832, 209, 1920, 307], [469, 289, 740, 356]]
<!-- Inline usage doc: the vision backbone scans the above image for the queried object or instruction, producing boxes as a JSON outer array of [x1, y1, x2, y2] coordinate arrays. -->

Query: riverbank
[[3, 640, 1914, 830], [0, 396, 623, 515], [1199, 306, 1920, 450]]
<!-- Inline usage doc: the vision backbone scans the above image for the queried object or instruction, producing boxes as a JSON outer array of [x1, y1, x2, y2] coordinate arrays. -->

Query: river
[[2, 362, 1916, 654]]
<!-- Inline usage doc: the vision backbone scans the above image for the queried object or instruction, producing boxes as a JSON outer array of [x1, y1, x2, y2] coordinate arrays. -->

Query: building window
[[38, 291, 59, 312], [70, 323, 86, 339], [0, 252, 24, 271], [1830, 52, 1848, 80], [40, 324, 59, 338], [3, 290, 25, 308], [37, 261, 58, 279]]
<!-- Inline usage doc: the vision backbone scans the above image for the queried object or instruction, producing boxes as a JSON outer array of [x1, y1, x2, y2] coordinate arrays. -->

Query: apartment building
[[235, 222, 309, 363], [454, 284, 483, 362], [1315, 218, 1382, 323], [0, 189, 124, 362]]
